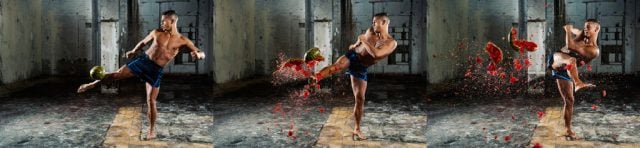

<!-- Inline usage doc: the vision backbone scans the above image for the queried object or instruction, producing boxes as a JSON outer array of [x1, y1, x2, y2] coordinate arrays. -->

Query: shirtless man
[[311, 12, 397, 140], [548, 19, 600, 140], [76, 10, 205, 140]]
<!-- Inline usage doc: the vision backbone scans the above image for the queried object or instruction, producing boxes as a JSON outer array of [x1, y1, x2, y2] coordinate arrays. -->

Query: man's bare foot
[[352, 130, 367, 141], [565, 130, 580, 141], [575, 83, 596, 92], [145, 130, 156, 140], [77, 83, 95, 93]]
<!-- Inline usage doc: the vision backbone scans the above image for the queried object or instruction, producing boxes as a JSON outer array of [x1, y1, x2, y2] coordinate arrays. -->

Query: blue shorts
[[547, 53, 571, 81], [127, 54, 163, 87], [345, 50, 369, 81]]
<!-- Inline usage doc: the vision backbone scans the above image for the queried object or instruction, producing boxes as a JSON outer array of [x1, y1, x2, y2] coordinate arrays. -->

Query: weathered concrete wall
[[42, 0, 94, 76], [254, 0, 307, 75], [0, 0, 44, 84], [635, 1, 640, 73], [426, 0, 523, 83], [138, 0, 212, 74], [565, 0, 636, 74], [350, 0, 426, 74], [425, 0, 470, 83], [212, 0, 256, 83]]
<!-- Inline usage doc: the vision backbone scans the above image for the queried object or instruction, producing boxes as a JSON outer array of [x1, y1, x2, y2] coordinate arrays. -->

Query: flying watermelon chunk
[[485, 41, 503, 64]]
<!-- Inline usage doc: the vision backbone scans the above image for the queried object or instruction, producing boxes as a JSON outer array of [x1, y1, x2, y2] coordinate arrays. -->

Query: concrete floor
[[212, 75, 428, 147], [0, 74, 638, 147], [425, 74, 640, 147], [0, 76, 214, 147]]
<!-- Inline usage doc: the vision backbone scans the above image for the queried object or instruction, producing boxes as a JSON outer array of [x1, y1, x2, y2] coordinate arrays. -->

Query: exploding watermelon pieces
[[484, 42, 504, 76], [508, 27, 539, 52], [276, 47, 327, 78], [485, 42, 504, 64]]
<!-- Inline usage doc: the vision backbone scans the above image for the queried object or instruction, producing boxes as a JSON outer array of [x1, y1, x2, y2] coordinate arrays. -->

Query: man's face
[[583, 22, 599, 38], [372, 17, 387, 33], [161, 15, 176, 31]]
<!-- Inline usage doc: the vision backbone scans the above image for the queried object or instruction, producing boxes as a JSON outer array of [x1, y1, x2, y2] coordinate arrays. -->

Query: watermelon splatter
[[565, 64, 573, 70], [524, 59, 531, 68], [509, 74, 519, 84], [487, 62, 498, 76], [509, 26, 539, 52], [485, 42, 503, 64], [533, 143, 542, 148], [271, 51, 327, 140], [504, 135, 511, 141], [513, 59, 523, 71], [513, 40, 538, 52], [537, 111, 545, 120], [591, 104, 598, 110]]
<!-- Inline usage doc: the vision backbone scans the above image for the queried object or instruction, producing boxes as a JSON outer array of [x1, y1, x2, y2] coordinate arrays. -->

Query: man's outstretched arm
[[125, 30, 155, 58], [185, 39, 205, 60]]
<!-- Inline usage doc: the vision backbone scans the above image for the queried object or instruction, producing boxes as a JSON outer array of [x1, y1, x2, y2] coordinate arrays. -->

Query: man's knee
[[564, 96, 574, 104]]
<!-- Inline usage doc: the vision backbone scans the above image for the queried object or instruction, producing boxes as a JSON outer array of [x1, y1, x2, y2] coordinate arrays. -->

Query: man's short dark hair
[[374, 12, 388, 18], [586, 18, 599, 24], [162, 10, 178, 18]]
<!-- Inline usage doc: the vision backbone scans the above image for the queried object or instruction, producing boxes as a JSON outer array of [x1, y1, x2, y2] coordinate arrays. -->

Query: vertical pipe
[[306, 0, 313, 50], [519, 0, 528, 39], [195, 0, 200, 74], [93, 0, 101, 66], [622, 0, 626, 73], [409, 0, 413, 74]]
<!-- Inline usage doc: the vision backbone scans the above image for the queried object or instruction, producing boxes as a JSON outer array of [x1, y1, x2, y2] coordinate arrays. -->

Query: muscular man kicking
[[548, 19, 600, 140], [312, 13, 397, 140], [77, 10, 205, 140]]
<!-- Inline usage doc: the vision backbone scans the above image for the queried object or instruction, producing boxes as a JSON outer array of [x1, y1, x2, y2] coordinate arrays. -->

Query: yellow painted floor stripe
[[314, 107, 426, 148], [530, 107, 640, 148], [103, 106, 213, 148]]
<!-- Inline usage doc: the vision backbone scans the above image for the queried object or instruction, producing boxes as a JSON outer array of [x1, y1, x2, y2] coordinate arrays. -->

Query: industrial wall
[[212, 0, 257, 83], [254, 0, 307, 75], [350, 0, 427, 74], [0, 0, 45, 84], [565, 0, 637, 74], [138, 0, 213, 74]]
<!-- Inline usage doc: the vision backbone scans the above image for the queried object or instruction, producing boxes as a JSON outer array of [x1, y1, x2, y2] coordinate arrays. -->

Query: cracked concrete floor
[[1, 74, 638, 147], [212, 75, 428, 147], [425, 74, 640, 147], [0, 76, 214, 147]]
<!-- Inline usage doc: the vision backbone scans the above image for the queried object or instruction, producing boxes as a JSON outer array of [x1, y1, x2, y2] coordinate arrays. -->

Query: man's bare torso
[[562, 34, 599, 61], [352, 30, 395, 66], [145, 29, 190, 67]]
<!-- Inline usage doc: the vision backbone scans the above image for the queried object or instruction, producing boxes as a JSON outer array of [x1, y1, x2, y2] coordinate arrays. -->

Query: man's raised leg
[[145, 83, 160, 140], [350, 76, 368, 140], [77, 65, 135, 93], [313, 56, 350, 82], [569, 60, 595, 91]]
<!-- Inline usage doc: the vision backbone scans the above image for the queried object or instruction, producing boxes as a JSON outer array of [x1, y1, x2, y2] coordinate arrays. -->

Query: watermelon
[[90, 66, 106, 80], [304, 47, 325, 62], [485, 42, 503, 64], [513, 40, 538, 52], [508, 26, 538, 52], [508, 27, 520, 51]]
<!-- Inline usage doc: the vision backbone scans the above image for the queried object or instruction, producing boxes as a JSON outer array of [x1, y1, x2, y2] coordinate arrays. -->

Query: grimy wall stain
[[0, 0, 44, 84], [212, 0, 257, 83]]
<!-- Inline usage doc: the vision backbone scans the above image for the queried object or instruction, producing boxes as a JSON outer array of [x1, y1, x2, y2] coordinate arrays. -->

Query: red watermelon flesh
[[485, 42, 503, 64]]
